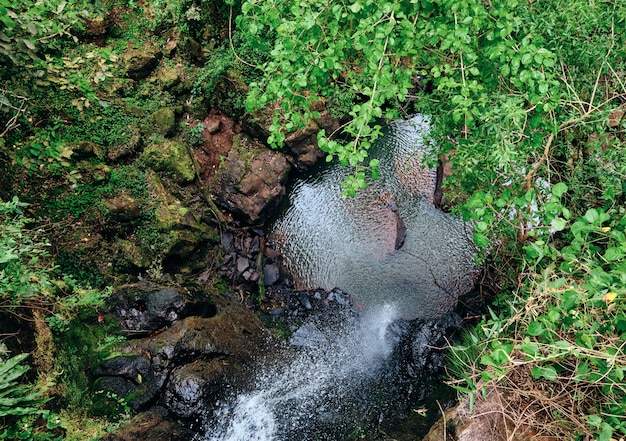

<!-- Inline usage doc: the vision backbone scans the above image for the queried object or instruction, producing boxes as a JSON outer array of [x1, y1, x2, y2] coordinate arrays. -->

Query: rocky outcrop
[[97, 283, 270, 424], [243, 101, 340, 170], [423, 387, 554, 441], [212, 133, 291, 224]]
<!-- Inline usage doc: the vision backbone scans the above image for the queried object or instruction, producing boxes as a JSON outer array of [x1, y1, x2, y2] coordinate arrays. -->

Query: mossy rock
[[150, 107, 176, 137], [155, 65, 180, 91], [141, 138, 195, 183], [121, 44, 162, 80], [143, 172, 217, 258]]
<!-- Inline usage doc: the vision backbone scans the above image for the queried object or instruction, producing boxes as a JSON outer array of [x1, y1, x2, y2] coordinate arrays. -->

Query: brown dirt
[[194, 109, 241, 184]]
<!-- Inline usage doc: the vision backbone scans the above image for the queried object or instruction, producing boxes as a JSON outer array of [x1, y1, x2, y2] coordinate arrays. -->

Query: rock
[[107, 125, 143, 161], [263, 261, 281, 286], [79, 16, 109, 39], [289, 322, 329, 348], [212, 133, 291, 224], [69, 140, 105, 159], [142, 139, 195, 183], [163, 39, 177, 58], [122, 44, 162, 80], [155, 66, 180, 90], [151, 107, 177, 137], [206, 118, 221, 134], [112, 239, 152, 269], [104, 191, 142, 222], [236, 256, 249, 273], [101, 406, 192, 441], [243, 102, 338, 170], [105, 282, 191, 335], [136, 307, 270, 422], [422, 386, 544, 441], [94, 355, 160, 411]]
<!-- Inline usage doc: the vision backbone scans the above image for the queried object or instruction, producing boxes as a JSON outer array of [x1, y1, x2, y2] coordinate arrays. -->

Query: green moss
[[142, 138, 195, 183]]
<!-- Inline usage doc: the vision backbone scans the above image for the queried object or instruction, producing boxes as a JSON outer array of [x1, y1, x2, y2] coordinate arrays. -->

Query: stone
[[101, 406, 192, 441], [289, 322, 329, 348], [107, 125, 143, 162], [69, 140, 105, 159], [263, 262, 281, 286], [151, 107, 176, 137], [142, 139, 195, 183], [422, 386, 550, 441], [155, 66, 180, 90], [104, 191, 141, 222], [122, 44, 162, 80], [105, 282, 190, 335], [212, 133, 291, 224], [236, 256, 249, 273]]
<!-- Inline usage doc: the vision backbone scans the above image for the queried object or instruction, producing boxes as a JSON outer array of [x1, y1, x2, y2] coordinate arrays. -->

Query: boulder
[[212, 133, 290, 224], [142, 139, 195, 183], [243, 101, 339, 170], [104, 191, 142, 223], [122, 44, 162, 80], [150, 108, 177, 137], [104, 282, 194, 336]]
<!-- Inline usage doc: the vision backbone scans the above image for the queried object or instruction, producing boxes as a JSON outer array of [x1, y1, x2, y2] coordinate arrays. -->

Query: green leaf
[[551, 182, 568, 198], [527, 321, 545, 337], [604, 247, 625, 262], [531, 365, 557, 381], [551, 217, 567, 231]]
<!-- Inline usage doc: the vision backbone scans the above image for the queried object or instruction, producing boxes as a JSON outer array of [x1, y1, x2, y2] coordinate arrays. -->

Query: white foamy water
[[205, 304, 400, 441]]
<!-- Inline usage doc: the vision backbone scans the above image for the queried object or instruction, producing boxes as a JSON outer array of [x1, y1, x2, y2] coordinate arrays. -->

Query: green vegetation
[[1, 0, 625, 438], [238, 0, 626, 437]]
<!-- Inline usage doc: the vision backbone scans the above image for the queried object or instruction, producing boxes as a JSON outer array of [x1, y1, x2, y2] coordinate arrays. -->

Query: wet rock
[[104, 191, 142, 223], [289, 322, 329, 348], [142, 138, 195, 183], [95, 355, 154, 381], [212, 133, 290, 224], [263, 261, 281, 286], [163, 358, 235, 419], [122, 44, 162, 80], [94, 355, 160, 411], [138, 307, 270, 422], [101, 406, 192, 441]]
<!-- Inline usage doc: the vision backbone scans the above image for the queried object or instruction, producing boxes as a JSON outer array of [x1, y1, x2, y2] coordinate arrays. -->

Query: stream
[[202, 115, 477, 440]]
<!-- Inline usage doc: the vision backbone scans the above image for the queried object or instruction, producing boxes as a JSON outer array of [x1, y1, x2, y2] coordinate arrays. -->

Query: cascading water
[[206, 304, 401, 441], [202, 115, 476, 439]]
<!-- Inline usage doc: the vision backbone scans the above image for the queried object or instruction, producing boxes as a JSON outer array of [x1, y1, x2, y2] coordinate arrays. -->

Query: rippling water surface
[[270, 115, 477, 319]]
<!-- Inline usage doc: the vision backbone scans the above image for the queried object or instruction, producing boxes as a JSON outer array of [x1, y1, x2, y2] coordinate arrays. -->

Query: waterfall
[[203, 115, 475, 439], [205, 304, 400, 441]]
